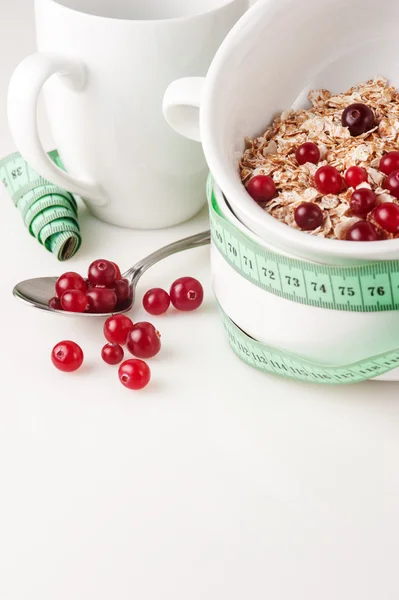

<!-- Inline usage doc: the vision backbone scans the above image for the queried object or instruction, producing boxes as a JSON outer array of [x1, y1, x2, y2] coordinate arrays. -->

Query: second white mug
[[8, 0, 249, 229]]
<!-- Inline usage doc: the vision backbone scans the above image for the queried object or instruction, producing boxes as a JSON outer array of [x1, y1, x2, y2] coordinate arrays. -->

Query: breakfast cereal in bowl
[[241, 77, 399, 242]]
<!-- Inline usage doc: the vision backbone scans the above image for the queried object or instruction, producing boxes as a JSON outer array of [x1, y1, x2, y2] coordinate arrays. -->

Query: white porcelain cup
[[164, 0, 399, 260], [164, 0, 399, 381], [7, 0, 248, 229]]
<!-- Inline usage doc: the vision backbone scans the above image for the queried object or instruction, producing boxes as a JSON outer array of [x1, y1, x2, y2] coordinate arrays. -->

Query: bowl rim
[[200, 0, 399, 262], [213, 177, 302, 255]]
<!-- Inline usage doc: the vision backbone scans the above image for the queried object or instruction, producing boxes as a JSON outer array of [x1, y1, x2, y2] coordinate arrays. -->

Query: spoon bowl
[[13, 231, 211, 317], [13, 276, 133, 317]]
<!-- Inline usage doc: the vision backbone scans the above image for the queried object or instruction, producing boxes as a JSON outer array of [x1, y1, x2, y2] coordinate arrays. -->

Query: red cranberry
[[247, 175, 276, 203], [88, 259, 117, 286], [116, 298, 134, 312], [294, 202, 323, 231], [314, 166, 343, 195], [385, 169, 399, 199], [295, 142, 320, 165], [55, 272, 86, 298], [170, 277, 204, 312], [143, 288, 171, 315], [119, 359, 151, 390], [380, 152, 399, 176], [104, 314, 134, 345], [134, 322, 158, 334], [350, 188, 376, 217], [373, 202, 399, 234], [51, 341, 84, 372], [86, 288, 117, 313], [101, 343, 124, 365], [111, 262, 122, 280], [346, 221, 380, 241], [127, 322, 161, 359], [48, 297, 62, 310], [109, 278, 131, 305], [341, 103, 375, 136], [345, 166, 368, 188], [61, 290, 89, 313]]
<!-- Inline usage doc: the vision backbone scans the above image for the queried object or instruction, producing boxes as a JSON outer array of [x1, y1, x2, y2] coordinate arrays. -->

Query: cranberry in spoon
[[13, 230, 210, 317]]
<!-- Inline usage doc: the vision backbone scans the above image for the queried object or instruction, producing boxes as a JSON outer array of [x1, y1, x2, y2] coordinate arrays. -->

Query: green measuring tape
[[210, 194, 399, 314], [219, 309, 399, 384], [208, 175, 399, 383], [0, 150, 81, 260]]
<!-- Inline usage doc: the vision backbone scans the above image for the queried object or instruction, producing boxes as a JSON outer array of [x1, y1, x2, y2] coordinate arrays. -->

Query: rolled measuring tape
[[0, 150, 81, 261], [207, 175, 399, 384]]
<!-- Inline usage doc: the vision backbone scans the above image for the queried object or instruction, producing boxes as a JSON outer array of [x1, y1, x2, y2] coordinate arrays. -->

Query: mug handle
[[163, 77, 205, 143], [7, 53, 107, 206]]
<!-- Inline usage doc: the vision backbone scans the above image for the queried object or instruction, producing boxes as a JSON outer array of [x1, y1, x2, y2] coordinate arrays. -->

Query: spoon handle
[[124, 230, 211, 286]]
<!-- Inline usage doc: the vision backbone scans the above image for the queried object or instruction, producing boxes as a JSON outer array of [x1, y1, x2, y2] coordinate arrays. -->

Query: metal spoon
[[13, 230, 211, 317]]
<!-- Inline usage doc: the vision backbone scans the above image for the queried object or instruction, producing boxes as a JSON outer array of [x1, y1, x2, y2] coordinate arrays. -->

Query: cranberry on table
[[346, 221, 380, 241], [373, 202, 399, 234], [102, 343, 124, 365], [380, 151, 399, 176], [170, 277, 204, 312], [350, 188, 377, 217], [134, 322, 159, 334], [385, 169, 399, 199], [246, 175, 276, 203], [143, 288, 171, 315], [119, 359, 151, 390], [314, 165, 343, 195], [56, 271, 86, 298], [127, 322, 161, 359], [294, 202, 323, 231], [88, 259, 118, 286], [61, 289, 89, 313], [104, 314, 134, 345], [341, 103, 375, 136], [48, 297, 62, 310], [51, 341, 84, 372], [86, 287, 117, 313], [345, 166, 368, 188], [295, 142, 320, 165]]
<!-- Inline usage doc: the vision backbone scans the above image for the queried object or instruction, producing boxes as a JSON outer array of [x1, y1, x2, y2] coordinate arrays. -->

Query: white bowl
[[164, 0, 399, 265], [211, 181, 399, 381], [164, 0, 399, 381]]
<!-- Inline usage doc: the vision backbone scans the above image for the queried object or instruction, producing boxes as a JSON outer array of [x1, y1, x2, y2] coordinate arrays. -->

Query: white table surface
[[1, 2, 399, 600]]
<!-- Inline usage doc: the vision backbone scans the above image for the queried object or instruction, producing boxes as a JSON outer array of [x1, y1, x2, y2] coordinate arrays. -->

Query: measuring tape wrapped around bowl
[[207, 174, 399, 384], [0, 150, 81, 260]]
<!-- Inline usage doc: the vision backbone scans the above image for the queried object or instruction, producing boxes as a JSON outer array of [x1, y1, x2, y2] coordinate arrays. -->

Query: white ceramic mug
[[7, 0, 248, 229]]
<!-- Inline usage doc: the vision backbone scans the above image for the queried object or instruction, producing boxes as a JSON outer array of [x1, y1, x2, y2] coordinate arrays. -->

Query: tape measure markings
[[39, 218, 80, 247], [0, 152, 24, 200], [30, 207, 78, 238], [220, 307, 399, 384], [18, 188, 76, 217], [24, 195, 77, 228], [210, 190, 399, 313], [1, 150, 81, 261], [0, 153, 47, 202], [17, 186, 77, 215]]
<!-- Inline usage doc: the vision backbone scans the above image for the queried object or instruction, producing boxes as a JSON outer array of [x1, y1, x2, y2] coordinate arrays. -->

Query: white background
[[1, 1, 399, 599]]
